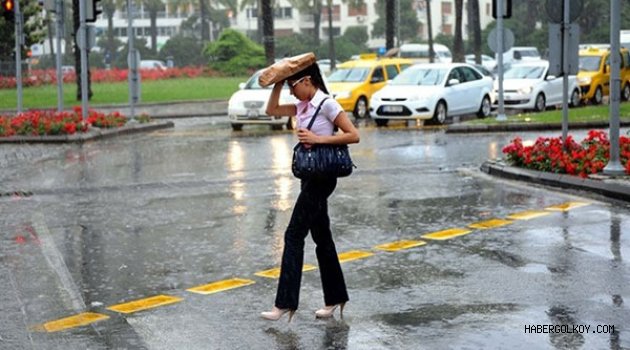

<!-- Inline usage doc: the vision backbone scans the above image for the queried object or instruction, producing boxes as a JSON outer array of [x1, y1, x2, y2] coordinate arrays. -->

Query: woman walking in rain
[[261, 63, 360, 322]]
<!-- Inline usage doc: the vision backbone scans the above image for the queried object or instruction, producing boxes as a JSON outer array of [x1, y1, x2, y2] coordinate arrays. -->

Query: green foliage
[[204, 28, 265, 75], [159, 35, 205, 67], [371, 0, 418, 43], [0, 0, 45, 61], [275, 33, 317, 58], [343, 26, 369, 47]]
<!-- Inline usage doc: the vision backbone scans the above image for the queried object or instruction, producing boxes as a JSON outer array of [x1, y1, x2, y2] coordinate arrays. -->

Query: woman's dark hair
[[287, 63, 329, 94]]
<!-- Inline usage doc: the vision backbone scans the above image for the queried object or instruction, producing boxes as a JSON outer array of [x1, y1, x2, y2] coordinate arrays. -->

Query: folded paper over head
[[258, 52, 316, 87]]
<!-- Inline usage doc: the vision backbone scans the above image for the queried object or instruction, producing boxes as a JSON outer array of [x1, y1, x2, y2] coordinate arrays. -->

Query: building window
[[442, 24, 452, 35], [274, 7, 292, 19], [441, 1, 452, 15], [321, 5, 340, 21], [348, 3, 367, 16], [247, 7, 258, 18]]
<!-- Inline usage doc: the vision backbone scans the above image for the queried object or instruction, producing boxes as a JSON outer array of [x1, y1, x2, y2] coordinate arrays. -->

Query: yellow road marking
[[545, 201, 591, 212], [507, 210, 552, 220], [338, 250, 374, 263], [374, 240, 427, 252], [254, 264, 317, 279], [42, 312, 109, 333], [107, 295, 183, 314], [187, 278, 255, 295], [422, 228, 472, 240], [468, 219, 513, 229]]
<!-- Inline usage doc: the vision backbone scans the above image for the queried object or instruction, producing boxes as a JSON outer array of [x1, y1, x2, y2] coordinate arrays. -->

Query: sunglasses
[[288, 76, 310, 88]]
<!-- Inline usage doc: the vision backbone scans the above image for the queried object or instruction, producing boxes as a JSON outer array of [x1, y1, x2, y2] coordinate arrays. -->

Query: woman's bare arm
[[265, 82, 297, 117], [296, 111, 360, 145]]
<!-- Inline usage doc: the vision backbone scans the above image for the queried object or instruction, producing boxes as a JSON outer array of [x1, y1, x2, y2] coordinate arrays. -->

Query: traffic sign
[[488, 27, 514, 53]]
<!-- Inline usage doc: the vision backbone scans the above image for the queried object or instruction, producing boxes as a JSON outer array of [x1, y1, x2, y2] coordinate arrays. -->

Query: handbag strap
[[305, 97, 329, 130]]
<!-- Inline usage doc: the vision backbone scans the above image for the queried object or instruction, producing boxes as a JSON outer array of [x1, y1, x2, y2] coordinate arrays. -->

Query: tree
[[467, 0, 481, 64], [261, 0, 273, 64], [385, 0, 394, 49], [0, 0, 45, 62], [288, 0, 323, 45], [143, 0, 164, 53], [204, 28, 265, 75], [452, 0, 463, 62], [372, 0, 418, 47]]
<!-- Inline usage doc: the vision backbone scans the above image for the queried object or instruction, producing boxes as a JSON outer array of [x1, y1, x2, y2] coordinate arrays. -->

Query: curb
[[0, 100, 229, 119], [447, 120, 630, 133], [481, 160, 630, 202], [0, 120, 174, 144]]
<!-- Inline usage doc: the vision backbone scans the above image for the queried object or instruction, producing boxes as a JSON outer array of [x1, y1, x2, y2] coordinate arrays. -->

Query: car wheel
[[353, 97, 369, 119], [569, 89, 581, 108], [534, 93, 546, 112], [286, 116, 297, 130], [231, 124, 243, 131], [622, 84, 630, 101], [477, 95, 491, 118], [430, 101, 447, 125], [375, 119, 389, 127], [592, 86, 603, 105]]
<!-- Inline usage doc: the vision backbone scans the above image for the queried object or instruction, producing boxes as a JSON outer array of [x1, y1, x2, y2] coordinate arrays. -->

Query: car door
[[443, 67, 468, 115], [543, 66, 564, 105], [384, 64, 400, 81], [457, 66, 486, 113]]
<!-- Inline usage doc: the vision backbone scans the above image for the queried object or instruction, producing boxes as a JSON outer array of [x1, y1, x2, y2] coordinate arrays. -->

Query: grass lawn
[[0, 76, 248, 110], [466, 103, 630, 125]]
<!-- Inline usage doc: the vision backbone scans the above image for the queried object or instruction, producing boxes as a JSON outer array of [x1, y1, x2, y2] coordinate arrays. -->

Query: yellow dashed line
[[338, 250, 374, 263], [422, 228, 472, 240], [254, 264, 317, 279], [42, 312, 110, 333], [545, 201, 591, 212], [507, 210, 552, 220], [107, 295, 183, 314], [187, 278, 255, 295], [468, 219, 513, 229], [374, 240, 427, 252]]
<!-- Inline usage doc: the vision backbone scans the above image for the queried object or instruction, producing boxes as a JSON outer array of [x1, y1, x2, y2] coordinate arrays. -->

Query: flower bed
[[0, 107, 128, 137], [0, 66, 220, 90], [502, 130, 630, 177]]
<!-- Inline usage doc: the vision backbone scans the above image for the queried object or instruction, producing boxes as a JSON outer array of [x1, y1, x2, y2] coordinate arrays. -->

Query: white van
[[399, 43, 452, 63], [498, 46, 541, 65]]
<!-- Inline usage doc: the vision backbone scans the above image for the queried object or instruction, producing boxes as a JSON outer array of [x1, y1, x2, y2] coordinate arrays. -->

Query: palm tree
[[261, 0, 273, 63], [142, 0, 164, 53], [467, 0, 481, 64], [452, 0, 464, 62], [385, 0, 394, 50]]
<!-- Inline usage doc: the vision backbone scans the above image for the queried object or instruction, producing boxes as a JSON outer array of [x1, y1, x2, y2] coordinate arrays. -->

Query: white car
[[140, 60, 167, 70], [493, 60, 581, 112], [228, 70, 298, 131], [370, 63, 493, 126], [465, 54, 497, 71]]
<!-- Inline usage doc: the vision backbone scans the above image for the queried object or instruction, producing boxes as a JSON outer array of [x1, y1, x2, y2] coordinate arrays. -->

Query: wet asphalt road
[[0, 117, 629, 350]]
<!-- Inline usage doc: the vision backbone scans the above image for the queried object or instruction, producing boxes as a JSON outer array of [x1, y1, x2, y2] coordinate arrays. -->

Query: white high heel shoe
[[261, 306, 296, 323], [315, 302, 346, 319]]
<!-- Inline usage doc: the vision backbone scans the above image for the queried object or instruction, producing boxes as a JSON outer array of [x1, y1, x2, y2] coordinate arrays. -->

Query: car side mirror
[[371, 76, 384, 83], [447, 78, 460, 86], [239, 82, 246, 89]]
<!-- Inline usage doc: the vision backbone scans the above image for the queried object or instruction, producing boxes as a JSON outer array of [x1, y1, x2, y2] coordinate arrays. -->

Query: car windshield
[[244, 72, 269, 89], [579, 56, 602, 72], [518, 49, 540, 58], [504, 65, 545, 79], [327, 67, 370, 82], [389, 67, 447, 86]]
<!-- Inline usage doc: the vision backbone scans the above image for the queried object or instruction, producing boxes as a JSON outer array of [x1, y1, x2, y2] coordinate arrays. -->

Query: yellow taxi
[[577, 46, 630, 104], [327, 54, 413, 118]]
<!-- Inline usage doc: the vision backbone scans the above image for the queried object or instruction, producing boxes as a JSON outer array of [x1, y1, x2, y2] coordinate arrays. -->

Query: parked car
[[370, 63, 493, 126], [493, 60, 581, 112], [140, 60, 167, 70], [227, 70, 298, 131], [317, 59, 341, 76], [327, 55, 413, 119], [498, 46, 541, 66], [577, 46, 630, 104], [465, 54, 497, 71], [398, 43, 452, 63]]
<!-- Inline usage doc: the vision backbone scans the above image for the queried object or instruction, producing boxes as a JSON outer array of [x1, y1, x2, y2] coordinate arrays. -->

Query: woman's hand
[[297, 128, 320, 145]]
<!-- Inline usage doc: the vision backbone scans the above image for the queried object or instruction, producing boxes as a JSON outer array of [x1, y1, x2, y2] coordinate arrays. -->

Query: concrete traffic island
[[481, 159, 630, 202], [0, 120, 174, 144]]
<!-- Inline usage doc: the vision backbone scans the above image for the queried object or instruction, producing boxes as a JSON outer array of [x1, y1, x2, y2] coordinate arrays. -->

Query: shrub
[[204, 29, 266, 76]]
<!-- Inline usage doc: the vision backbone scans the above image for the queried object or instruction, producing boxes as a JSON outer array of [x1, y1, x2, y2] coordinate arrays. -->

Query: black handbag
[[291, 98, 355, 179]]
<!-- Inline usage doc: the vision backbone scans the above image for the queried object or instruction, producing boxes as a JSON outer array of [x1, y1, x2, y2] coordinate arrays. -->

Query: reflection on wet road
[[0, 118, 629, 349]]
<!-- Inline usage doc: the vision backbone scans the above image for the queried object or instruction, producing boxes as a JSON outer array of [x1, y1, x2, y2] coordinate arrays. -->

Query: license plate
[[383, 105, 403, 113], [246, 109, 259, 118]]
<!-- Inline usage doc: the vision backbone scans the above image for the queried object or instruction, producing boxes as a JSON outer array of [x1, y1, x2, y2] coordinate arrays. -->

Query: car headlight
[[335, 91, 352, 99], [578, 76, 591, 85], [518, 86, 533, 95]]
